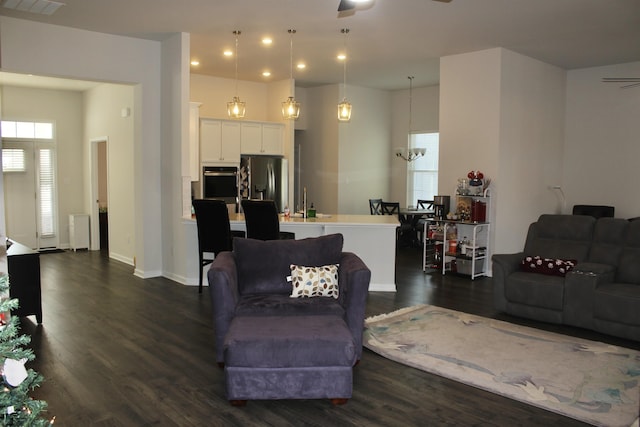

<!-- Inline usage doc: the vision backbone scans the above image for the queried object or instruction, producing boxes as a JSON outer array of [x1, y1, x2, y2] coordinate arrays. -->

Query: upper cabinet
[[200, 118, 241, 164], [241, 121, 284, 156]]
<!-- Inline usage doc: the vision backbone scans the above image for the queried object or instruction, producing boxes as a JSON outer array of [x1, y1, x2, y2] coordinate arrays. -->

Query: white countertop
[[184, 213, 399, 227]]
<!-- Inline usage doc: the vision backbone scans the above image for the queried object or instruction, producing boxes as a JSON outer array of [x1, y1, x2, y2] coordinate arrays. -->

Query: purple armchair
[[207, 234, 371, 404]]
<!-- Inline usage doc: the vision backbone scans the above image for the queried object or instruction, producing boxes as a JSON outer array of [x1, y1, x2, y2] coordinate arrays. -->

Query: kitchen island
[[183, 214, 399, 292]]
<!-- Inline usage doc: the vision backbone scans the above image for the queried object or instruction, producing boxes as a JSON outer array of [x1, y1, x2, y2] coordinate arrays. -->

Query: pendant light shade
[[282, 29, 301, 120], [338, 28, 352, 122], [227, 30, 245, 119], [338, 99, 352, 121]]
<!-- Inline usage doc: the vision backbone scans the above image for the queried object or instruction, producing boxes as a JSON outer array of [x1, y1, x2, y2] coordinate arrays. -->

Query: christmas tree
[[0, 273, 54, 426]]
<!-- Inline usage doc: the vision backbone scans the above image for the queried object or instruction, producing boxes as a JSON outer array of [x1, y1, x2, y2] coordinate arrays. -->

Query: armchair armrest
[[207, 251, 239, 363], [564, 262, 615, 329], [491, 252, 524, 311], [338, 252, 371, 361]]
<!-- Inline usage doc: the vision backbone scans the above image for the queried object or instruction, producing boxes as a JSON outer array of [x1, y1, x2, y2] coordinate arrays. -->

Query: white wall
[[1, 86, 85, 248], [390, 84, 440, 205], [161, 33, 191, 285], [440, 48, 566, 258], [84, 84, 136, 263], [298, 85, 340, 213], [190, 74, 269, 121], [0, 16, 167, 278], [296, 84, 391, 215], [338, 85, 391, 214], [564, 61, 640, 219], [497, 49, 566, 252]]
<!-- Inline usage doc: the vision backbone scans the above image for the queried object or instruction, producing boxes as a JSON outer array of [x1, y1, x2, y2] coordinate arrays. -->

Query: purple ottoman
[[223, 314, 357, 404]]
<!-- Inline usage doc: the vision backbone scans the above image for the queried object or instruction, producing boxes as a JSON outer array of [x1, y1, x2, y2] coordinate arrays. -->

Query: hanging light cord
[[288, 29, 295, 84], [233, 30, 240, 97], [342, 28, 349, 100], [408, 75, 414, 132]]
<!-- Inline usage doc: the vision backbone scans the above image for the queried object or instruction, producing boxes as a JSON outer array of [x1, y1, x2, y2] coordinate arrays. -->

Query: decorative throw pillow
[[289, 264, 339, 299], [521, 256, 577, 277]]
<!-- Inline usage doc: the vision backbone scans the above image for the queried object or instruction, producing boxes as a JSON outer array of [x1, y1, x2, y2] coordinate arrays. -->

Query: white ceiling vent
[[2, 0, 65, 15]]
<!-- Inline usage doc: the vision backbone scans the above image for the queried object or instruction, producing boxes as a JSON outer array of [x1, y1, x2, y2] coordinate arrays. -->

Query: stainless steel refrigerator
[[239, 156, 288, 213]]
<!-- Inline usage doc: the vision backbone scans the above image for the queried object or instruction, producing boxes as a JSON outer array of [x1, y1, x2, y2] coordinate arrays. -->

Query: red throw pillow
[[521, 256, 577, 277]]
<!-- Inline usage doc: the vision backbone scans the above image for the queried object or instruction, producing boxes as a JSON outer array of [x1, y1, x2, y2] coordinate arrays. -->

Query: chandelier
[[337, 28, 352, 122], [396, 76, 424, 162], [282, 29, 301, 120], [227, 30, 246, 119]]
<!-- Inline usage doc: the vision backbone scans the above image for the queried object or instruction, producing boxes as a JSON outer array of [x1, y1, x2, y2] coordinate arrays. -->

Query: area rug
[[364, 305, 640, 427]]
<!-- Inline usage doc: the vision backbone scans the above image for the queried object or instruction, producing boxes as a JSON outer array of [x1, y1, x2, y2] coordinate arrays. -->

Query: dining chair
[[417, 199, 434, 212], [192, 199, 245, 293], [416, 199, 435, 243], [381, 201, 400, 215], [369, 198, 383, 215], [381, 202, 414, 246], [241, 199, 296, 241]]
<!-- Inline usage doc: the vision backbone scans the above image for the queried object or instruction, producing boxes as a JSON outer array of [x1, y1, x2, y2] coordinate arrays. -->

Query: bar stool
[[241, 199, 295, 241], [192, 199, 245, 293]]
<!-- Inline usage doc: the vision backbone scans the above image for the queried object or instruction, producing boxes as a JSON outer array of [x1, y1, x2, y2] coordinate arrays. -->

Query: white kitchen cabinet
[[200, 119, 241, 164], [240, 122, 262, 155], [261, 123, 284, 155], [240, 121, 284, 155]]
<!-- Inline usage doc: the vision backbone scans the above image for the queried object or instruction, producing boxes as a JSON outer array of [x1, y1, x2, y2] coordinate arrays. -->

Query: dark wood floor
[[20, 246, 639, 426]]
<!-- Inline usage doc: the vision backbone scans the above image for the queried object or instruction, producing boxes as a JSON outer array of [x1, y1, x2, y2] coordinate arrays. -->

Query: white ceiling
[[1, 0, 639, 91]]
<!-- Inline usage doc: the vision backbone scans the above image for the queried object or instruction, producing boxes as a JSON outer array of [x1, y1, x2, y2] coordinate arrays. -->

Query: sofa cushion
[[290, 264, 339, 299], [588, 218, 629, 265], [617, 221, 640, 285], [234, 234, 344, 295], [224, 315, 356, 368], [520, 256, 576, 277], [594, 282, 640, 326], [235, 294, 345, 317], [523, 214, 594, 261], [505, 271, 565, 310]]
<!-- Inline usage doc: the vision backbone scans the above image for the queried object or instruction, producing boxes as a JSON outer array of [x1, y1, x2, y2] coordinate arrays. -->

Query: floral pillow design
[[521, 256, 577, 277], [289, 264, 339, 299]]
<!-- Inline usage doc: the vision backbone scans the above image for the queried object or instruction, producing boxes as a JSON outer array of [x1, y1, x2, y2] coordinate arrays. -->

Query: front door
[[3, 141, 58, 249]]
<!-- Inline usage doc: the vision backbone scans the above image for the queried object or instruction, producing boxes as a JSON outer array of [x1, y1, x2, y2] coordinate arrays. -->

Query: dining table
[[397, 208, 435, 247]]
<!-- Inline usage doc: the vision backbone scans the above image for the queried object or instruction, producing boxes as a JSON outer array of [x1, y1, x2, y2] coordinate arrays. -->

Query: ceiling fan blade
[[602, 77, 640, 82], [338, 0, 355, 11]]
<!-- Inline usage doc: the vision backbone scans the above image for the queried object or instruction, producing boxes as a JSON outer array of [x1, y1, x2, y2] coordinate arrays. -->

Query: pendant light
[[282, 29, 301, 120], [396, 76, 425, 161], [227, 30, 246, 119], [337, 28, 352, 122]]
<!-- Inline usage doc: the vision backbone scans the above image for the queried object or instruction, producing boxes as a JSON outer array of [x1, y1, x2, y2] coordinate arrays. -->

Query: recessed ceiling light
[[262, 70, 271, 77], [190, 60, 200, 66], [262, 37, 273, 45], [337, 53, 346, 61], [297, 63, 306, 70], [223, 50, 233, 57]]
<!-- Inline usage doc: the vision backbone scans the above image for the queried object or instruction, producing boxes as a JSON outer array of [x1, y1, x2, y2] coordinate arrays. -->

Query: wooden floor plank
[[19, 247, 638, 426]]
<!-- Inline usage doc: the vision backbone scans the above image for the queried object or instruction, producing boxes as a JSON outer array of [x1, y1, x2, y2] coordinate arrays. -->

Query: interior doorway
[[90, 138, 108, 251]]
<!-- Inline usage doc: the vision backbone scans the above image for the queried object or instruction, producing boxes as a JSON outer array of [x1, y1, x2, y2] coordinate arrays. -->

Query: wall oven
[[202, 166, 239, 209]]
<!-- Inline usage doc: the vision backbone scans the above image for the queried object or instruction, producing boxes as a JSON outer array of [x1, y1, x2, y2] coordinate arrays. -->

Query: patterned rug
[[364, 305, 640, 427]]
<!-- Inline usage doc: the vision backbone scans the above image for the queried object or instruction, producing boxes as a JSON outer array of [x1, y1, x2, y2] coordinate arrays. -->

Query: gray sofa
[[207, 233, 371, 404], [493, 214, 640, 342]]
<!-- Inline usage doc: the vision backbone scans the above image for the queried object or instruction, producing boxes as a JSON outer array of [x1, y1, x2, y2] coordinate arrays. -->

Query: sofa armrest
[[564, 262, 615, 329], [207, 251, 239, 363], [491, 252, 524, 311], [338, 252, 371, 361]]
